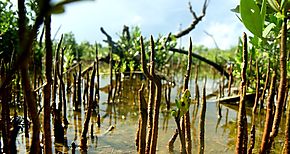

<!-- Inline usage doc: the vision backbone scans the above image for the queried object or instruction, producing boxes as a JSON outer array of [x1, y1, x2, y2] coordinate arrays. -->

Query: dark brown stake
[[235, 32, 248, 154], [140, 36, 162, 154], [95, 44, 100, 103], [83, 72, 89, 108], [198, 77, 207, 154], [284, 95, 290, 153], [148, 36, 162, 154], [1, 68, 11, 154], [260, 72, 276, 153], [248, 60, 260, 154], [23, 84, 29, 138], [52, 35, 62, 113], [80, 62, 96, 152], [165, 65, 172, 110], [248, 52, 252, 88], [182, 38, 193, 154], [73, 73, 77, 110], [58, 48, 69, 126], [168, 129, 178, 152], [195, 63, 200, 105], [221, 76, 225, 97], [77, 63, 82, 111], [227, 64, 233, 96], [268, 14, 288, 148], [140, 36, 155, 154], [253, 60, 260, 114], [107, 49, 113, 104], [260, 59, 270, 111], [43, 10, 53, 154], [137, 83, 147, 154], [145, 67, 155, 154]]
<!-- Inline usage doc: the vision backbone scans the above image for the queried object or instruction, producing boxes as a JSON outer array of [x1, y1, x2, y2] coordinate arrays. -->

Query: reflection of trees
[[220, 105, 285, 153], [191, 103, 199, 148], [101, 75, 143, 123], [162, 111, 170, 133]]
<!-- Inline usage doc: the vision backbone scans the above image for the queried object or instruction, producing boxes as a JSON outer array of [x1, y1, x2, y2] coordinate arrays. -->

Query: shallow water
[[3, 73, 286, 153]]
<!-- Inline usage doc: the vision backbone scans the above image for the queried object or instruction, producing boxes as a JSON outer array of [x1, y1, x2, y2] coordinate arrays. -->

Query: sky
[[50, 0, 249, 50]]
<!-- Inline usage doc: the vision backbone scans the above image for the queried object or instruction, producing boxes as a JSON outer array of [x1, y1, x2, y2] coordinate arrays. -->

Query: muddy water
[[5, 73, 286, 153]]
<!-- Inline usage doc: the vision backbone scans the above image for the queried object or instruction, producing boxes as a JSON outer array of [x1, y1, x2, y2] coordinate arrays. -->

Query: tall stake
[[248, 60, 260, 154], [260, 59, 270, 111], [148, 36, 162, 154], [107, 48, 113, 104], [95, 44, 100, 102], [140, 36, 162, 154], [195, 63, 200, 105], [43, 11, 52, 154], [142, 37, 156, 154], [235, 32, 248, 154], [284, 97, 290, 152], [269, 11, 288, 147], [198, 77, 207, 154], [95, 44, 101, 127], [17, 0, 45, 152], [182, 38, 193, 154], [137, 84, 147, 153], [80, 62, 96, 152], [52, 35, 62, 112], [260, 72, 276, 153], [77, 63, 82, 111]]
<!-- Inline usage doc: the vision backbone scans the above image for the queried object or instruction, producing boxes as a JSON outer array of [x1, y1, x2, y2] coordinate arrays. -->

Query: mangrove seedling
[[171, 89, 191, 154]]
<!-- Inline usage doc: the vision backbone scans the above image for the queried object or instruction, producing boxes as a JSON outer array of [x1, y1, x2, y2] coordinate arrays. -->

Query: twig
[[174, 0, 209, 38]]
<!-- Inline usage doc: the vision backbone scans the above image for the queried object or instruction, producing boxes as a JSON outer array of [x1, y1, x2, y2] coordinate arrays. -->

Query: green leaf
[[267, 0, 280, 12], [262, 23, 276, 38], [171, 110, 177, 117], [281, 0, 286, 9], [175, 99, 181, 109], [261, 0, 267, 28], [179, 89, 191, 116], [240, 0, 263, 38]]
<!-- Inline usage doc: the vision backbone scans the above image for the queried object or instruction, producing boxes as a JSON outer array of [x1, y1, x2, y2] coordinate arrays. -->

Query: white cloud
[[50, 0, 247, 49], [131, 15, 143, 26], [196, 22, 247, 50]]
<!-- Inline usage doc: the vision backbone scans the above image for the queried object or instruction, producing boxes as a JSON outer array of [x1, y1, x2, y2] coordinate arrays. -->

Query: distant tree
[[0, 0, 18, 64], [78, 41, 95, 60], [62, 32, 80, 61]]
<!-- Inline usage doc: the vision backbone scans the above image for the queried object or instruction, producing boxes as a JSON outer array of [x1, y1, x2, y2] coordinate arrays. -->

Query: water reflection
[[5, 73, 285, 153]]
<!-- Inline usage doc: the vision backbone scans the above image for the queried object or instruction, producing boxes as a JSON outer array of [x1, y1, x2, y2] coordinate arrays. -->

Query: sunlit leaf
[[262, 23, 276, 38], [171, 110, 177, 117], [261, 0, 267, 28], [267, 0, 280, 11], [179, 89, 191, 116], [175, 99, 181, 109], [281, 0, 286, 9], [240, 0, 263, 38]]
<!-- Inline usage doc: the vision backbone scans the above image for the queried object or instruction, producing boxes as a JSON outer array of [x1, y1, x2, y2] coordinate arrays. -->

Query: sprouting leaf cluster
[[171, 89, 191, 118]]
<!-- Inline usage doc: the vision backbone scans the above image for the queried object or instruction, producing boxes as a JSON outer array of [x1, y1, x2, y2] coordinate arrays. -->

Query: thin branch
[[203, 31, 219, 49], [174, 0, 209, 38], [140, 36, 154, 81], [188, 2, 198, 19], [169, 47, 229, 79]]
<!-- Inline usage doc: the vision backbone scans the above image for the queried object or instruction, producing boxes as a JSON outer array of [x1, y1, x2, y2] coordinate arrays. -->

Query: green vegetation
[[0, 0, 289, 153]]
